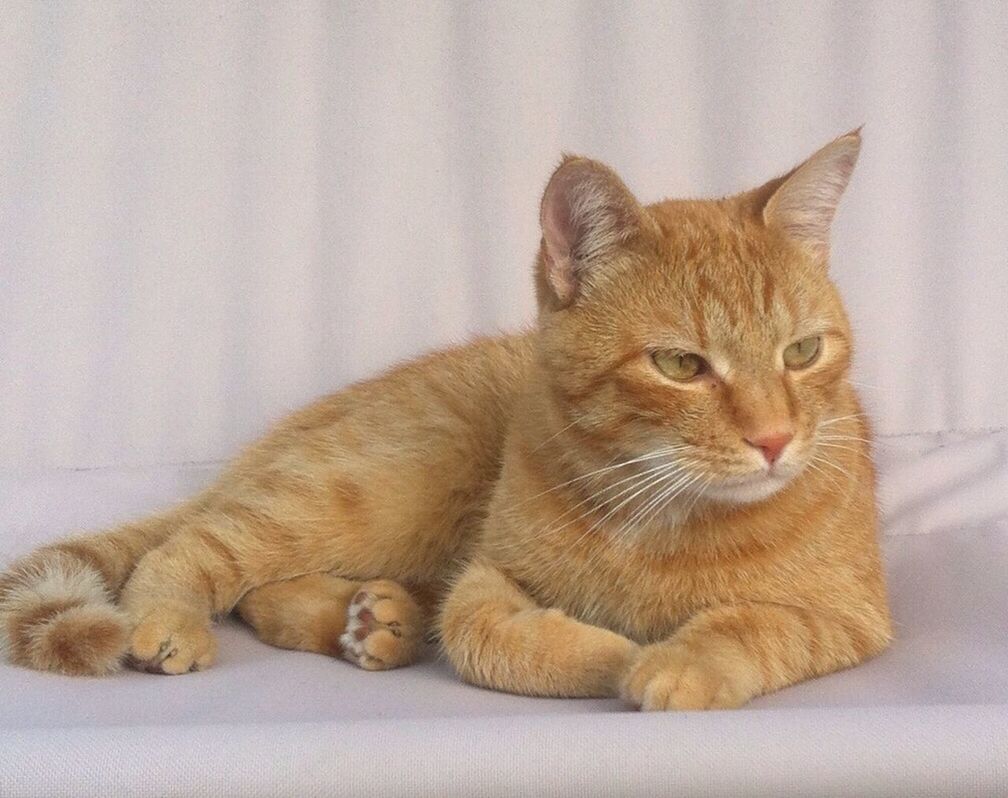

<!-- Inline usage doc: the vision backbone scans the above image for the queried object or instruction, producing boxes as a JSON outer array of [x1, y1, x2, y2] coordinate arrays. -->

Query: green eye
[[783, 336, 822, 369], [652, 350, 708, 381]]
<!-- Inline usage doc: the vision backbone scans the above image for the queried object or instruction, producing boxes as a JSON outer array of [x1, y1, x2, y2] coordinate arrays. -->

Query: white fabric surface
[[2, 433, 1007, 796], [2, 2, 1007, 795]]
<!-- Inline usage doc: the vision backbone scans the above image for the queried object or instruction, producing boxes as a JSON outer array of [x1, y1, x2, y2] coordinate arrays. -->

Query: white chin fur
[[703, 470, 795, 506]]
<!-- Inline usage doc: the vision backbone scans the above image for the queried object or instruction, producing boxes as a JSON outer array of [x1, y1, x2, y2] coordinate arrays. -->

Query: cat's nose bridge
[[722, 373, 794, 440]]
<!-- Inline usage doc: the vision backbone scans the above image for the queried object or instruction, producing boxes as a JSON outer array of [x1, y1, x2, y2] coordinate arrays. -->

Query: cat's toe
[[339, 581, 422, 670], [622, 642, 758, 710], [127, 610, 217, 675]]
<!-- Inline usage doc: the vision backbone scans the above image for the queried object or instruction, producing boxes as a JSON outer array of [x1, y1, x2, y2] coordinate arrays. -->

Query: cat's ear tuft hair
[[754, 128, 862, 258], [538, 156, 648, 308]]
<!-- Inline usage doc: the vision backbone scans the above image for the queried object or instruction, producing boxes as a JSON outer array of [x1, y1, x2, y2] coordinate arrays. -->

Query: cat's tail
[[0, 504, 191, 676]]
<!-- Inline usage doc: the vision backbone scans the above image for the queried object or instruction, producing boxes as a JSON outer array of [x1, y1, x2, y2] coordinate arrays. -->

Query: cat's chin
[[703, 470, 795, 506]]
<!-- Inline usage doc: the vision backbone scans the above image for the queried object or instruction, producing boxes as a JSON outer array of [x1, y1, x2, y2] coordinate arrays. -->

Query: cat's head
[[534, 131, 862, 506]]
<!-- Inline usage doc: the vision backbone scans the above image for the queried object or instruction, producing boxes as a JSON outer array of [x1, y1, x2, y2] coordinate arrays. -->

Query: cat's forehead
[[628, 201, 835, 358], [650, 200, 781, 274]]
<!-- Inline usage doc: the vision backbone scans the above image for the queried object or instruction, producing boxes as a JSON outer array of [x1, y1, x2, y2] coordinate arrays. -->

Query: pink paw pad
[[338, 587, 418, 671]]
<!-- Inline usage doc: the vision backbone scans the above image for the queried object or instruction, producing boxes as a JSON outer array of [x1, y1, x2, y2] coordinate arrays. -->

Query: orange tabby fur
[[0, 130, 890, 709]]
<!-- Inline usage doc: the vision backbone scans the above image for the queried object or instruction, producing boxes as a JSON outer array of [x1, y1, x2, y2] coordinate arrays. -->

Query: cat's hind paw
[[339, 580, 422, 670]]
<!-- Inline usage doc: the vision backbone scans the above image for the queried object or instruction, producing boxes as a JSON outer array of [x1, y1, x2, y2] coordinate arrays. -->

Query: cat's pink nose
[[745, 431, 794, 466]]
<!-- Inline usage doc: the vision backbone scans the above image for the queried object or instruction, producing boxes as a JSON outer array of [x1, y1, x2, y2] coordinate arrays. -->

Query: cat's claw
[[339, 580, 421, 670]]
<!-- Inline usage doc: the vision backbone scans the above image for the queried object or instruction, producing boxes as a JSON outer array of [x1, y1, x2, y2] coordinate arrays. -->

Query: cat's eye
[[652, 350, 708, 382], [783, 336, 822, 369]]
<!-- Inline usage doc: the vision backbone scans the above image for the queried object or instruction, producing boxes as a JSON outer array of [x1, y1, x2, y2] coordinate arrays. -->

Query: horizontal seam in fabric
[[882, 522, 1008, 538], [877, 425, 1008, 439], [2, 429, 1006, 476], [0, 459, 228, 477]]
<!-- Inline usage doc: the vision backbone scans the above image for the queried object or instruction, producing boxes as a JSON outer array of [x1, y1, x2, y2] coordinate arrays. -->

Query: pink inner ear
[[537, 156, 645, 307], [540, 182, 578, 304]]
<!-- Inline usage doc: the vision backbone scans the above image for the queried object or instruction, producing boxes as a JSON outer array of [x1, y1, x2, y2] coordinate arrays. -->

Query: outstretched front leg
[[439, 559, 639, 697], [621, 601, 892, 710]]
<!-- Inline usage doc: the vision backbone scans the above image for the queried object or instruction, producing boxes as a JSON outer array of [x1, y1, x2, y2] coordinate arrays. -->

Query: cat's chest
[[504, 523, 807, 644]]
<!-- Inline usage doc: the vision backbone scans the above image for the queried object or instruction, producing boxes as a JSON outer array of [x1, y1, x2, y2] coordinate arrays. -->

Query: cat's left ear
[[747, 129, 862, 259]]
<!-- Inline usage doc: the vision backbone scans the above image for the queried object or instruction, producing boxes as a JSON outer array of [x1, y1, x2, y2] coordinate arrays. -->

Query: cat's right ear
[[537, 156, 650, 309]]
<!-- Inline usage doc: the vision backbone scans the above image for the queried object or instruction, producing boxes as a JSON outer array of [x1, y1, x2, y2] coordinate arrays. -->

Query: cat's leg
[[236, 574, 425, 670], [621, 602, 892, 710], [439, 559, 639, 697], [119, 499, 431, 674], [119, 516, 236, 673], [118, 503, 322, 674]]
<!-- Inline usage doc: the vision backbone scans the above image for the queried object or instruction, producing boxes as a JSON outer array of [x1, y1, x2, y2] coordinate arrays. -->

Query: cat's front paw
[[339, 580, 423, 670], [128, 608, 217, 674], [621, 641, 761, 710]]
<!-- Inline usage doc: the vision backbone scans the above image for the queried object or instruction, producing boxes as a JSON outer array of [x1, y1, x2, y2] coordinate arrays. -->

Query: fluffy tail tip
[[17, 603, 130, 676], [1, 554, 130, 676]]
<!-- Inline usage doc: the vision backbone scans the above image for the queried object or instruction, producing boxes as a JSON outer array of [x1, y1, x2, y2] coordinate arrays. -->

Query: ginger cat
[[0, 130, 890, 710]]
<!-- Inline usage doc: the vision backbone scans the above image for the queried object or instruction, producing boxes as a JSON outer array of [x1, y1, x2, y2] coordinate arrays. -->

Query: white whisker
[[578, 466, 708, 577], [495, 458, 686, 553], [607, 469, 697, 545], [570, 462, 688, 546], [804, 458, 844, 491], [815, 440, 871, 459], [634, 469, 704, 530], [535, 459, 694, 578], [530, 414, 583, 453], [818, 413, 868, 428], [811, 453, 848, 478], [817, 434, 874, 445], [515, 446, 689, 508], [681, 473, 713, 519]]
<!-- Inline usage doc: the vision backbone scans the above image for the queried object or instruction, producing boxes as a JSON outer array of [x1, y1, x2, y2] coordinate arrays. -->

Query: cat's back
[[237, 331, 535, 457], [213, 332, 538, 583], [297, 331, 535, 443]]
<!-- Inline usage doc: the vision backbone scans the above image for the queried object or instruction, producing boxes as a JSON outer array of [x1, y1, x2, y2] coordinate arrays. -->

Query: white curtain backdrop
[[2, 1, 1006, 476], [4, 5, 1008, 797]]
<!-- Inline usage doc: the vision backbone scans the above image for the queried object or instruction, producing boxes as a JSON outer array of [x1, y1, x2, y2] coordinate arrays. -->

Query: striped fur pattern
[[1, 130, 890, 710]]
